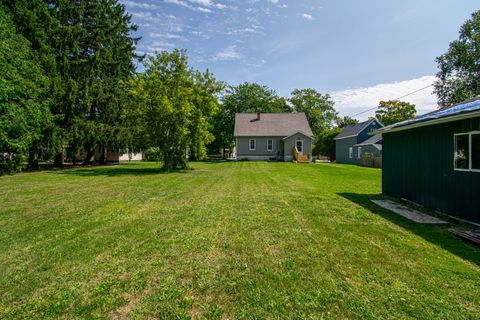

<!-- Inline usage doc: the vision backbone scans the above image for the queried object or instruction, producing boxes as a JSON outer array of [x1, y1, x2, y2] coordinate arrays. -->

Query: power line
[[348, 84, 434, 118]]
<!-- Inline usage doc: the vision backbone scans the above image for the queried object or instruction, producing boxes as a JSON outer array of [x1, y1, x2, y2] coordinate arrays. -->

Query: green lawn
[[0, 162, 479, 319]]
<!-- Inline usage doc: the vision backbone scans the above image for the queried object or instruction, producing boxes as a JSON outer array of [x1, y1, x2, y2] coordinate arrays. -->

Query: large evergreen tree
[[0, 6, 51, 174], [52, 0, 140, 164], [3, 0, 140, 166]]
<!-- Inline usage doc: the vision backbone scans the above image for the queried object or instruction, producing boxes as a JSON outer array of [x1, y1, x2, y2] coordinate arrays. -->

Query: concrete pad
[[371, 200, 448, 224]]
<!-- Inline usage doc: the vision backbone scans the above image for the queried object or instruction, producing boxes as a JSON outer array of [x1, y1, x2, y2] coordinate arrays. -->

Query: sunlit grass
[[0, 162, 479, 319]]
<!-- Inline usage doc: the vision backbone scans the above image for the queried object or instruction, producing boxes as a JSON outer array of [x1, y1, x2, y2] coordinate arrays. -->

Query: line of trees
[[1, 2, 479, 174]]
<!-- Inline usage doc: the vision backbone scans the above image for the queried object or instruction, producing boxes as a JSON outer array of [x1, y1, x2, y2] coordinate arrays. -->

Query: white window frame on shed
[[454, 131, 480, 172], [249, 139, 256, 151], [357, 146, 362, 159], [349, 147, 353, 159], [267, 139, 273, 151]]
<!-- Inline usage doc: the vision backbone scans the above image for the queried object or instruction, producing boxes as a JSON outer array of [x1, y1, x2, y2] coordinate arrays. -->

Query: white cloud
[[331, 76, 439, 121], [164, 0, 213, 12], [122, 0, 160, 9], [214, 45, 242, 61], [302, 13, 314, 20], [268, 0, 279, 3]]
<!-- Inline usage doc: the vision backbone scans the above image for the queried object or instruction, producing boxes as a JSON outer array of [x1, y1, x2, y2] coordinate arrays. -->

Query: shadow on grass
[[53, 164, 190, 177], [338, 192, 480, 267]]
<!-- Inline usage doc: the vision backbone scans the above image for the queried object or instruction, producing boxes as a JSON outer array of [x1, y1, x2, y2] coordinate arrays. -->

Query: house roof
[[234, 113, 313, 137], [376, 97, 480, 134], [355, 134, 382, 146], [334, 118, 379, 140]]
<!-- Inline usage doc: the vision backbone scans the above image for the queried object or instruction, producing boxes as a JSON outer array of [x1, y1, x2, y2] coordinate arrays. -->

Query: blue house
[[334, 118, 383, 164]]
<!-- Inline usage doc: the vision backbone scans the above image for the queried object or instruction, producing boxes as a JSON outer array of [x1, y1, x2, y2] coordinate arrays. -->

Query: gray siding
[[235, 133, 312, 161], [236, 136, 283, 159], [336, 120, 383, 164], [336, 136, 358, 164], [283, 133, 312, 160]]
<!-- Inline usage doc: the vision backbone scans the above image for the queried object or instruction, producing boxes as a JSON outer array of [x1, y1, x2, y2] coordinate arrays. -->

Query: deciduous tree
[[375, 100, 416, 126], [130, 50, 221, 171], [289, 88, 337, 137], [435, 10, 480, 107]]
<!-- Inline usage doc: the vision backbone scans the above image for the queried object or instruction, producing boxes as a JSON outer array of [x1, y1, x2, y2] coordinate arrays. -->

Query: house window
[[267, 139, 273, 151], [358, 146, 362, 159], [454, 132, 480, 171], [249, 139, 256, 151], [349, 147, 353, 159]]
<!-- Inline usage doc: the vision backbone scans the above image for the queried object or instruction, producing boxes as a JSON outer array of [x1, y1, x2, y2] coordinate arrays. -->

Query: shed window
[[357, 147, 362, 159], [349, 147, 353, 159], [454, 134, 469, 170], [454, 132, 480, 171], [267, 139, 273, 151], [249, 139, 256, 151], [472, 133, 480, 170]]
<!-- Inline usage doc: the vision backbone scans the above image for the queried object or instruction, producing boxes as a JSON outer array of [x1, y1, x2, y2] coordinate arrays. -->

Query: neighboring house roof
[[376, 97, 480, 134], [355, 134, 382, 146], [355, 134, 382, 150], [234, 113, 314, 137], [334, 118, 381, 140]]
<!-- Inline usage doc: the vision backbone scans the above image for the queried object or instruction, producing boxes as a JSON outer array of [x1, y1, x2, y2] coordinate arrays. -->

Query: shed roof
[[377, 97, 480, 133], [334, 118, 378, 140], [234, 113, 313, 137], [355, 134, 382, 146]]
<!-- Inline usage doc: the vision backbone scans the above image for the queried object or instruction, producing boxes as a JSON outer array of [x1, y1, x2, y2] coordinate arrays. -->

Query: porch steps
[[293, 146, 309, 163]]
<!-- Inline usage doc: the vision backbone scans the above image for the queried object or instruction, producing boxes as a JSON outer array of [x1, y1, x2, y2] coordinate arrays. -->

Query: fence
[[359, 155, 382, 168]]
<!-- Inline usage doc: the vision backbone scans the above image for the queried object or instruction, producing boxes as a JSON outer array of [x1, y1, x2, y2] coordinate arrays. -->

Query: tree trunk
[[222, 144, 226, 160], [28, 151, 39, 169], [99, 145, 106, 164], [54, 146, 64, 167], [83, 149, 94, 165]]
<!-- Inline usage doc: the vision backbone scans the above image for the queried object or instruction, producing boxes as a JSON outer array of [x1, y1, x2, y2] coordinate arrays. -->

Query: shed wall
[[382, 116, 480, 223]]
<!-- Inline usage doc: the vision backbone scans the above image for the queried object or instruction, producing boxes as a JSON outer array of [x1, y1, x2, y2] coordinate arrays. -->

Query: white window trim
[[358, 146, 362, 159], [349, 147, 353, 159], [453, 131, 480, 172], [296, 139, 303, 153], [267, 139, 273, 151], [249, 139, 256, 151]]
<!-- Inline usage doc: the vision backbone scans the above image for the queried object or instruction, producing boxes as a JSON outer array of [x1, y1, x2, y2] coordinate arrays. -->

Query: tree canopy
[[289, 88, 337, 137], [434, 10, 480, 107], [336, 116, 359, 128], [129, 50, 222, 171], [0, 6, 51, 174], [375, 100, 416, 126]]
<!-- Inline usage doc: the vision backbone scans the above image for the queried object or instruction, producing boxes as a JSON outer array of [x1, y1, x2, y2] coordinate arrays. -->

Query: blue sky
[[121, 0, 478, 119]]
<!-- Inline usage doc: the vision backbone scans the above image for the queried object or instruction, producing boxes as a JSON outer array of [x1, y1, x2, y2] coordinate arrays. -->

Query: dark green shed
[[378, 98, 480, 224]]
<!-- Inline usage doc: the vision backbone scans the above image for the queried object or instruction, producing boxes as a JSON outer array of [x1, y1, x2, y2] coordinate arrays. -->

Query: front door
[[296, 140, 303, 155]]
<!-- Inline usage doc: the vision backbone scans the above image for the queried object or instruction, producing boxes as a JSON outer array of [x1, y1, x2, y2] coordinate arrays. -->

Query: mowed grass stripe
[[0, 162, 479, 319]]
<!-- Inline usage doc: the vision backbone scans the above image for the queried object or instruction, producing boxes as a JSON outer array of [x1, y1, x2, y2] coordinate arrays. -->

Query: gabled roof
[[234, 113, 314, 137], [377, 97, 480, 134], [355, 134, 382, 146], [334, 118, 380, 140]]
